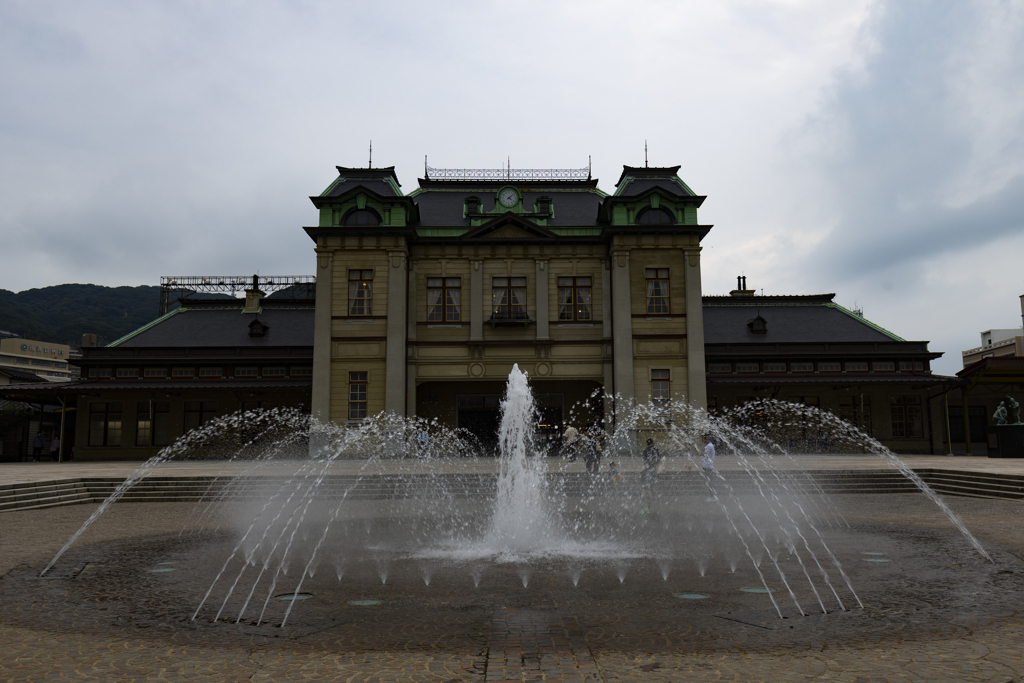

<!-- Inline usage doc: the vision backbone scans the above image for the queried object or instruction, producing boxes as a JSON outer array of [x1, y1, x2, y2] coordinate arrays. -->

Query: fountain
[[40, 364, 994, 627]]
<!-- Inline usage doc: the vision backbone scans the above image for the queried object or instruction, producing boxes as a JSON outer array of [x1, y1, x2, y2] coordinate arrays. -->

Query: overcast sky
[[1, 0, 1022, 375]]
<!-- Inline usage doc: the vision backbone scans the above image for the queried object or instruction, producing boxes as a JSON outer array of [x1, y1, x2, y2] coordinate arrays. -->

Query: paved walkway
[[2, 454, 1023, 486], [1, 495, 1023, 681]]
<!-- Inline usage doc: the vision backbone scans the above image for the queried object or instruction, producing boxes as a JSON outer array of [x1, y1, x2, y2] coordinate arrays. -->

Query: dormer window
[[747, 315, 767, 335], [535, 196, 552, 214], [636, 208, 674, 225], [465, 196, 481, 215], [248, 317, 270, 338], [343, 209, 381, 226]]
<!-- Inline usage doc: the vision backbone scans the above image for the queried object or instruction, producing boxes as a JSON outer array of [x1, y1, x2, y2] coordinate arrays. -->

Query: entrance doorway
[[457, 394, 501, 454]]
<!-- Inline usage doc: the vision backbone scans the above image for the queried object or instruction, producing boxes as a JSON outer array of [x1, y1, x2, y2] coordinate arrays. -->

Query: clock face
[[499, 188, 518, 207]]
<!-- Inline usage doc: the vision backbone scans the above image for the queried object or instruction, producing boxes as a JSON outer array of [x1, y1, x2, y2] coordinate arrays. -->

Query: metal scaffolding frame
[[159, 275, 316, 315]]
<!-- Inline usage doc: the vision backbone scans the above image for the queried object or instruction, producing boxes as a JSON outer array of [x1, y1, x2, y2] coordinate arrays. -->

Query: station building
[[6, 159, 1009, 458], [306, 163, 710, 448]]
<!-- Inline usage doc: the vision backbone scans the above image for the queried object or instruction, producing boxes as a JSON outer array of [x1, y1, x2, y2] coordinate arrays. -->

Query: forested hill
[[0, 284, 161, 347]]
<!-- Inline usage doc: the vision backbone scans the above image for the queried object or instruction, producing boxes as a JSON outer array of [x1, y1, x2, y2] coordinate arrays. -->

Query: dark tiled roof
[[707, 374, 954, 386], [322, 167, 401, 198], [411, 189, 603, 227], [0, 366, 47, 383], [614, 178, 692, 197], [702, 303, 902, 344], [0, 379, 311, 396], [112, 305, 314, 348]]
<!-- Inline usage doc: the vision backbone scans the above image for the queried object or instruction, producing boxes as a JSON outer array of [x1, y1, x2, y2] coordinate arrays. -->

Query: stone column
[[610, 250, 634, 403], [470, 260, 484, 341], [684, 247, 708, 410], [385, 250, 407, 415], [310, 247, 334, 456], [406, 259, 417, 417], [601, 260, 612, 339], [535, 259, 549, 339]]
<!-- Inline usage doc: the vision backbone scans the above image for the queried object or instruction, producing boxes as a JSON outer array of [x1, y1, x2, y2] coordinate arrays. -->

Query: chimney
[[81, 333, 97, 348], [730, 275, 755, 298], [244, 274, 264, 314]]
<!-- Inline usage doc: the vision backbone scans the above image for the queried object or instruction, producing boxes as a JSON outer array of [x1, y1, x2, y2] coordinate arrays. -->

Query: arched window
[[635, 207, 675, 225], [343, 209, 381, 226]]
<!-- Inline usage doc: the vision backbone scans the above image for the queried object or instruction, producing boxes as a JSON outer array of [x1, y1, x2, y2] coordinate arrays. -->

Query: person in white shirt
[[701, 435, 715, 471], [701, 435, 717, 502]]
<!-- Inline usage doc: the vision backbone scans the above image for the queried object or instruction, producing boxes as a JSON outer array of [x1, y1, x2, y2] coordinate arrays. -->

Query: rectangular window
[[873, 362, 895, 372], [136, 402, 151, 446], [349, 371, 368, 419], [764, 362, 786, 373], [88, 402, 122, 447], [890, 396, 923, 438], [184, 401, 218, 433], [492, 277, 527, 320], [89, 368, 112, 378], [899, 361, 913, 371], [116, 368, 138, 378], [348, 269, 373, 316], [557, 277, 593, 321], [819, 361, 841, 372], [144, 368, 166, 378], [198, 367, 222, 377], [651, 369, 670, 405], [791, 362, 813, 372], [736, 362, 759, 373], [291, 366, 313, 377], [846, 361, 868, 372], [263, 366, 286, 376], [153, 402, 171, 446], [914, 361, 924, 371], [838, 396, 872, 436], [171, 367, 194, 377], [645, 268, 670, 314], [235, 367, 258, 377], [31, 359, 52, 367], [427, 277, 462, 322], [708, 363, 731, 373], [947, 405, 986, 443]]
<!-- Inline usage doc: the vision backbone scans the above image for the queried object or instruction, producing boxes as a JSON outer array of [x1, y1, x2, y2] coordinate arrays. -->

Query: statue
[[1007, 395, 1022, 425], [993, 402, 1008, 425]]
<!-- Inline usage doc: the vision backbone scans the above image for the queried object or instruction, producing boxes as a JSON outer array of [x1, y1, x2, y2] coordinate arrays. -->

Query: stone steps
[[1, 468, 1020, 512]]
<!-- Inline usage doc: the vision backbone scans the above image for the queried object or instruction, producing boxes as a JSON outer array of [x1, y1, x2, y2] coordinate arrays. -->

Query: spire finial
[[368, 140, 372, 169], [645, 140, 648, 168]]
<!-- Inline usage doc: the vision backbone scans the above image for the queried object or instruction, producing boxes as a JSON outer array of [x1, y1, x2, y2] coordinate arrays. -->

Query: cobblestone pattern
[[0, 495, 1022, 681]]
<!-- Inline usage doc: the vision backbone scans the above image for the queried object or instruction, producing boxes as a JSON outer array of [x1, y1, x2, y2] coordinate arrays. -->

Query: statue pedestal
[[990, 425, 1024, 458]]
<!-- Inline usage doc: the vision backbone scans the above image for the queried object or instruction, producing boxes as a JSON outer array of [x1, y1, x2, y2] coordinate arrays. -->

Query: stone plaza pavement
[[0, 460, 1023, 682], [3, 453, 1024, 486]]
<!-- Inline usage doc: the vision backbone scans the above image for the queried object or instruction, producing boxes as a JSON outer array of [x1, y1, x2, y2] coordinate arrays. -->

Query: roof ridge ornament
[[424, 162, 592, 182]]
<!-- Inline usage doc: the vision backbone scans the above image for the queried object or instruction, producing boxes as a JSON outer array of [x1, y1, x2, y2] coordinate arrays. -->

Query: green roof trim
[[416, 228, 469, 237], [320, 176, 345, 196], [613, 175, 695, 197], [384, 176, 404, 196], [826, 303, 905, 341], [107, 307, 188, 347], [551, 228, 602, 236]]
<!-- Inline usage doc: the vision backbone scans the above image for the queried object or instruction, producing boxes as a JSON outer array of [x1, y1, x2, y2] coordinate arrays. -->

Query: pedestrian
[[415, 428, 429, 458], [582, 414, 605, 474], [640, 437, 662, 514], [49, 435, 60, 462], [32, 433, 44, 462], [563, 425, 579, 461], [701, 434, 717, 502], [607, 461, 624, 485]]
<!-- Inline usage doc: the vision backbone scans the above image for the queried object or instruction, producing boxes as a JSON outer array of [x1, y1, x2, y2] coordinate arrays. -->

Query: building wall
[[707, 384, 942, 454], [315, 234, 702, 432], [72, 389, 309, 461]]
